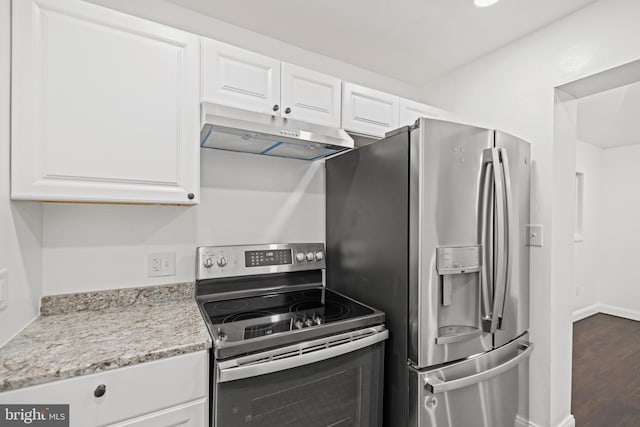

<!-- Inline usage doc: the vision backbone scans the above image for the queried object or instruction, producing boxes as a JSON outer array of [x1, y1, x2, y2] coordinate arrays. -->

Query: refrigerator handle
[[423, 341, 533, 394], [486, 148, 506, 334], [479, 158, 493, 331], [498, 148, 515, 329]]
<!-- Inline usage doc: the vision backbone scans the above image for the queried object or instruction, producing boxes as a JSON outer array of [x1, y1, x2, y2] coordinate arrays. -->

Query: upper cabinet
[[202, 39, 342, 127], [201, 39, 281, 115], [398, 98, 442, 127], [341, 83, 399, 138], [280, 63, 341, 127], [11, 0, 201, 204]]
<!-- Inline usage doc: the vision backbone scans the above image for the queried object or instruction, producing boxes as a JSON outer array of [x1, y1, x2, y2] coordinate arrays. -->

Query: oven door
[[213, 326, 387, 427]]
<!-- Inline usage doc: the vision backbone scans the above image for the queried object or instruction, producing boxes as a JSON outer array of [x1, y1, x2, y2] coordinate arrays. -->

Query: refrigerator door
[[409, 334, 532, 427], [493, 131, 531, 348], [409, 118, 493, 368]]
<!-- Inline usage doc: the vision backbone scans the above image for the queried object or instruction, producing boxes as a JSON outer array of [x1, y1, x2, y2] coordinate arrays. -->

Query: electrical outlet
[[0, 268, 8, 311], [147, 253, 176, 277]]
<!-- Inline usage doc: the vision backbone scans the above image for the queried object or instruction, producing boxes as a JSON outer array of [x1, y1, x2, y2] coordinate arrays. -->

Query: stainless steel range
[[196, 243, 388, 427]]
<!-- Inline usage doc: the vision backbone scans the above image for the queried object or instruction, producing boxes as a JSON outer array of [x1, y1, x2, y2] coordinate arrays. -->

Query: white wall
[[573, 140, 604, 313], [0, 0, 43, 346], [421, 0, 640, 426], [600, 144, 640, 316], [43, 149, 325, 294]]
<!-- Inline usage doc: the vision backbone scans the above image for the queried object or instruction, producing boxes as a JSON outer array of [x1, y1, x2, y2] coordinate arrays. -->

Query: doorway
[[556, 62, 640, 427]]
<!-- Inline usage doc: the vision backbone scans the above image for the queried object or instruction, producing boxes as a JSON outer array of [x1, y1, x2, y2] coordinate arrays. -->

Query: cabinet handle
[[187, 193, 195, 200], [94, 384, 106, 398], [284, 107, 292, 114], [272, 104, 279, 112]]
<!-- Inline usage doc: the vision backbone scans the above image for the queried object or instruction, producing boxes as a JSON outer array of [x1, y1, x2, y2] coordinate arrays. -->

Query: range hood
[[200, 103, 354, 161]]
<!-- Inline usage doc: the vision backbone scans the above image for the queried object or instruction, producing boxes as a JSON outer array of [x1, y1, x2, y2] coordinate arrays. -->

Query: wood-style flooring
[[572, 313, 640, 427]]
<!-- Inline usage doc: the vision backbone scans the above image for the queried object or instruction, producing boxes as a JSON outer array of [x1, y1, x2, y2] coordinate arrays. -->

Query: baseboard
[[573, 303, 640, 322], [573, 304, 600, 322], [559, 414, 576, 427], [515, 415, 533, 427], [516, 414, 575, 427], [599, 304, 640, 322]]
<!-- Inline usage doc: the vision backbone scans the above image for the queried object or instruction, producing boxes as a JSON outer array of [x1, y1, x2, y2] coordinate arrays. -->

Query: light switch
[[526, 224, 544, 247], [0, 268, 8, 310]]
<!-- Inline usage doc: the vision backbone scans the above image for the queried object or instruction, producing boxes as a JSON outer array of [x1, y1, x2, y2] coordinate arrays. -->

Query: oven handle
[[217, 328, 388, 383]]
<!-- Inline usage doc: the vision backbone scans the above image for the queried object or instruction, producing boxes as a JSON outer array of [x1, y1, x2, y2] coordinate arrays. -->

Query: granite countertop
[[0, 283, 212, 393]]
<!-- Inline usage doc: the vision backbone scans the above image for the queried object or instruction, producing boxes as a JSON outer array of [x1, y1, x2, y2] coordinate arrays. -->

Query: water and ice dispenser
[[435, 246, 483, 344]]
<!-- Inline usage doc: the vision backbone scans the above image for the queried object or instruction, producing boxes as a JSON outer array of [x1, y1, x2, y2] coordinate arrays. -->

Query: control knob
[[296, 252, 305, 262], [203, 257, 214, 268], [217, 256, 228, 267], [313, 315, 323, 325], [305, 252, 315, 261], [294, 319, 304, 329], [304, 317, 314, 327], [315, 251, 324, 261], [216, 331, 227, 343]]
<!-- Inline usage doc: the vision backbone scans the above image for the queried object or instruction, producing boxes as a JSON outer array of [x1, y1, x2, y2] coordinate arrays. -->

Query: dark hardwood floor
[[572, 313, 640, 426]]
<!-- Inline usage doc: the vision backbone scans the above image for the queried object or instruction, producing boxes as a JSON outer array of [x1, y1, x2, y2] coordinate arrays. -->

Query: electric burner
[[213, 299, 249, 312], [222, 311, 275, 323]]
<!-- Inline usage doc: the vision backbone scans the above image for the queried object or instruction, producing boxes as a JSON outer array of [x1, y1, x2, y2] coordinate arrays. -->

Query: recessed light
[[474, 0, 500, 7]]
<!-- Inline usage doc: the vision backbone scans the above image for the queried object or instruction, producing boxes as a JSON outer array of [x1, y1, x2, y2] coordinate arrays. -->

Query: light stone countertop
[[0, 283, 212, 392]]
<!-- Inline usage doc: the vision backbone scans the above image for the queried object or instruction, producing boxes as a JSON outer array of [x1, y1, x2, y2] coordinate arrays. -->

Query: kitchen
[[1, 0, 639, 426]]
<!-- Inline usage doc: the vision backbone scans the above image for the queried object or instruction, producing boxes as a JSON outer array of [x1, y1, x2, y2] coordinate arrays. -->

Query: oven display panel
[[245, 249, 292, 267]]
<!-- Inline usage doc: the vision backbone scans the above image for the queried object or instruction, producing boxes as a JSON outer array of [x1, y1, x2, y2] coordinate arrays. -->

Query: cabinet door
[[341, 82, 399, 137], [280, 63, 341, 127], [398, 97, 442, 127], [202, 38, 281, 114], [107, 399, 207, 427], [0, 352, 208, 427], [11, 0, 200, 204]]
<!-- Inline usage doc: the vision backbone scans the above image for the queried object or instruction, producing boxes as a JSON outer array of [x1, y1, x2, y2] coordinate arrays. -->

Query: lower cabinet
[[0, 351, 209, 427], [107, 399, 206, 427]]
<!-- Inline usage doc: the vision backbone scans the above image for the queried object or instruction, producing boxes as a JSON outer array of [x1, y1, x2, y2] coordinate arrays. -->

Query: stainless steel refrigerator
[[326, 118, 533, 427]]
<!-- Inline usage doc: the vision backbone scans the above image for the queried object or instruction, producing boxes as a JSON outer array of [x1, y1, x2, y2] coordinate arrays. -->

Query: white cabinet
[[202, 40, 341, 127], [398, 97, 442, 127], [280, 63, 341, 127], [341, 82, 399, 137], [0, 352, 208, 427], [202, 38, 281, 115], [11, 0, 200, 204], [107, 400, 206, 427]]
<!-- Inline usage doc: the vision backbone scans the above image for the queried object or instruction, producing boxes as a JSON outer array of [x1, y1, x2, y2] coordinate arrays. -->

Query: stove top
[[205, 288, 374, 334], [200, 287, 384, 359], [196, 243, 385, 359]]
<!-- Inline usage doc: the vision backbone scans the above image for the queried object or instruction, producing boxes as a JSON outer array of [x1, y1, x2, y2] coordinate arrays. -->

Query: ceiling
[[168, 0, 597, 86], [578, 81, 640, 149]]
